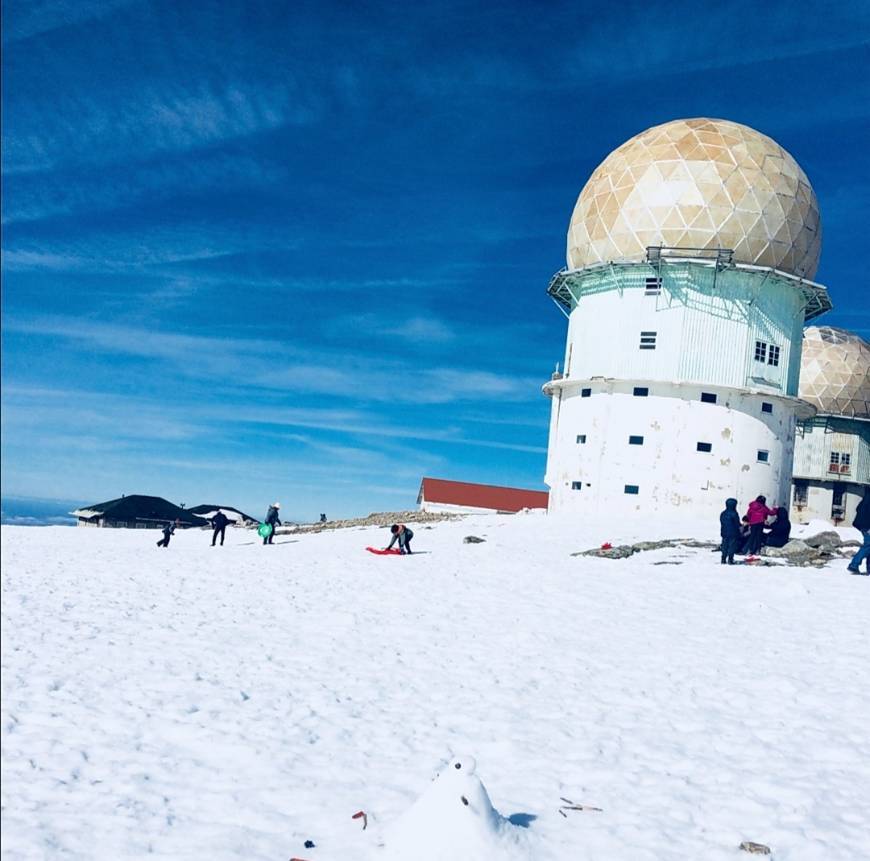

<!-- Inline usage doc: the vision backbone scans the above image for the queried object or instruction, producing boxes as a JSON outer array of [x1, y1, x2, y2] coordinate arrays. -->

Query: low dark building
[[70, 495, 209, 529]]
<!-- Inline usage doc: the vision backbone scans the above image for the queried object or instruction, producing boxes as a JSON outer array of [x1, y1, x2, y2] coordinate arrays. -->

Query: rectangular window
[[696, 442, 712, 453], [628, 435, 644, 445], [624, 485, 640, 495], [754, 340, 767, 363], [644, 276, 662, 295], [757, 450, 769, 463], [639, 331, 657, 350], [794, 481, 808, 506], [761, 402, 773, 414], [832, 486, 845, 507], [576, 434, 586, 444], [581, 388, 591, 398], [571, 481, 583, 491], [768, 344, 780, 366], [700, 392, 717, 404], [633, 386, 649, 397]]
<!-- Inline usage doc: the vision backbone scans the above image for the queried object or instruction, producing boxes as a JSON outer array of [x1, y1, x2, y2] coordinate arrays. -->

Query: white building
[[791, 327, 870, 524], [544, 118, 832, 518]]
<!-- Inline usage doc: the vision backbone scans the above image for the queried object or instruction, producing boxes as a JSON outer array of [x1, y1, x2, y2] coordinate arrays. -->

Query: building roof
[[70, 494, 209, 526], [188, 504, 257, 523], [418, 477, 549, 512]]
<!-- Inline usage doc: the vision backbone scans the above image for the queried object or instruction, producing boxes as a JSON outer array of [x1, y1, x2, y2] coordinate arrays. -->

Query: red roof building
[[417, 477, 549, 514]]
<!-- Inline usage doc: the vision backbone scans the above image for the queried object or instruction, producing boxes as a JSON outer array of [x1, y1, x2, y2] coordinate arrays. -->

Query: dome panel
[[567, 118, 822, 278], [799, 327, 870, 419]]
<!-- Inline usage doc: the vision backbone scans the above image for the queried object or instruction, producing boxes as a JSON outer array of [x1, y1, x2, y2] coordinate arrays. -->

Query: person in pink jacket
[[745, 495, 778, 555]]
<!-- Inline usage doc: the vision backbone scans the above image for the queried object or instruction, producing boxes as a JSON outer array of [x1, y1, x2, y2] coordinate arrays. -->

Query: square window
[[761, 402, 773, 414], [768, 345, 780, 367], [644, 276, 662, 295], [757, 450, 769, 463], [624, 485, 640, 495], [639, 331, 657, 350], [633, 386, 649, 397], [576, 434, 586, 444], [581, 388, 591, 398], [571, 481, 582, 491], [628, 435, 644, 445], [700, 392, 717, 404], [754, 340, 767, 362], [696, 442, 712, 453]]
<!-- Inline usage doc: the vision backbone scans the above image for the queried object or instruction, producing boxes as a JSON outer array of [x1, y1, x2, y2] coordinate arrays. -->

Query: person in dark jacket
[[211, 510, 230, 546], [763, 507, 791, 548], [263, 502, 281, 545], [385, 523, 414, 555], [157, 519, 179, 548], [847, 492, 870, 575], [719, 498, 741, 564]]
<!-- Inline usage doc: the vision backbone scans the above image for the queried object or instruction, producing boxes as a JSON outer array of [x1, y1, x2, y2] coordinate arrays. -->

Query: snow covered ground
[[2, 514, 869, 860]]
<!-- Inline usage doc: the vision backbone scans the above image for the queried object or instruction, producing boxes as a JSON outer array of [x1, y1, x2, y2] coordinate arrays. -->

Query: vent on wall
[[639, 331, 657, 350]]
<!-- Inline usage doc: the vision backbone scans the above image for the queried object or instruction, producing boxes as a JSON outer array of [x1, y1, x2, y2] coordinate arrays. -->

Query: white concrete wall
[[790, 480, 865, 525], [545, 380, 797, 518]]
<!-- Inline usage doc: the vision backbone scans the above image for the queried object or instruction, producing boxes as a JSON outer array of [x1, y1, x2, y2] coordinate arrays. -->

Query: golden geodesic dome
[[567, 118, 821, 278], [799, 327, 870, 419]]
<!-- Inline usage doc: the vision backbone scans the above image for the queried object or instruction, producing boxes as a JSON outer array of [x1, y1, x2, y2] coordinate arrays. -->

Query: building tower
[[544, 118, 832, 517], [791, 326, 870, 524]]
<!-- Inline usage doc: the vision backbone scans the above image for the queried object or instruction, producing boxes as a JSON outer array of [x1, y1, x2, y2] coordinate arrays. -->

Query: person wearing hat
[[263, 502, 282, 545]]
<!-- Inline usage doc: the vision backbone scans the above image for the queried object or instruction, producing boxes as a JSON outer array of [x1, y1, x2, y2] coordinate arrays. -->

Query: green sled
[[258, 523, 273, 538]]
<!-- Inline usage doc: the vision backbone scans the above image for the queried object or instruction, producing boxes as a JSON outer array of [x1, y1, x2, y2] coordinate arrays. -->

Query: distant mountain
[[1, 496, 79, 526]]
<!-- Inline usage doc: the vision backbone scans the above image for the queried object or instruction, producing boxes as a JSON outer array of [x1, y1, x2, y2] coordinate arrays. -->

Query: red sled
[[366, 546, 403, 555]]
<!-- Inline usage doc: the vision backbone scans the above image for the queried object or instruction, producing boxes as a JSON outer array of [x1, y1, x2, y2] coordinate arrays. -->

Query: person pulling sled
[[385, 523, 414, 555], [263, 502, 281, 545]]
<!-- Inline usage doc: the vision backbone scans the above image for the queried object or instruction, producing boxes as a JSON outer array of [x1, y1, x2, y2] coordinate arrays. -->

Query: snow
[[2, 513, 869, 861]]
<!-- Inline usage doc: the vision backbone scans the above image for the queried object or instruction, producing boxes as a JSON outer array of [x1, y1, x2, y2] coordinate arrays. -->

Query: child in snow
[[263, 502, 281, 545], [763, 507, 791, 548], [385, 524, 414, 555], [719, 498, 741, 564], [157, 519, 179, 548], [745, 495, 777, 555]]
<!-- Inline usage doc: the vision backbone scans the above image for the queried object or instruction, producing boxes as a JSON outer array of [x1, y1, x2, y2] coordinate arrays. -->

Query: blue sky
[[2, 0, 868, 521]]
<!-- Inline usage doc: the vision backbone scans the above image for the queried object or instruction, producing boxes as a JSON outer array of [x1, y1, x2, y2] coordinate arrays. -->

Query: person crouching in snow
[[157, 518, 179, 548], [263, 502, 281, 545], [385, 523, 413, 554], [719, 498, 741, 565], [745, 495, 777, 555]]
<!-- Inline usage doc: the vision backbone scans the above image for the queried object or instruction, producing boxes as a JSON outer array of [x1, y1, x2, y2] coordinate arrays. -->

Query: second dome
[[567, 118, 821, 279]]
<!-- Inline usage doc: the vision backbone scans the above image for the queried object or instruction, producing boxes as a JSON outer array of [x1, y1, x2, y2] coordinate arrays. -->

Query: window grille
[[700, 392, 717, 404], [754, 340, 767, 362], [624, 485, 640, 495], [644, 276, 662, 295], [757, 450, 769, 463], [696, 442, 712, 453], [639, 331, 657, 350], [768, 344, 780, 366], [830, 452, 851, 473], [633, 386, 649, 397], [762, 402, 773, 414], [628, 435, 644, 445]]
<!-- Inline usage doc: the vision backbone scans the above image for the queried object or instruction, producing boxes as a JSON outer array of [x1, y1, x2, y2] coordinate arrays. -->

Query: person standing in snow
[[719, 498, 741, 564], [211, 510, 230, 546], [745, 495, 777, 555], [157, 518, 179, 548], [763, 507, 791, 549], [263, 502, 281, 545], [847, 492, 869, 575], [385, 523, 414, 555]]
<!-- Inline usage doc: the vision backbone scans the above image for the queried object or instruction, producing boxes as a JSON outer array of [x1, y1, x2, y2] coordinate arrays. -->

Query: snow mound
[[379, 756, 528, 861]]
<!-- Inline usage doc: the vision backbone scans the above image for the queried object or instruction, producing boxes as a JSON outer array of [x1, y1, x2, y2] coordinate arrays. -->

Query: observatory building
[[543, 118, 832, 517], [791, 326, 870, 524]]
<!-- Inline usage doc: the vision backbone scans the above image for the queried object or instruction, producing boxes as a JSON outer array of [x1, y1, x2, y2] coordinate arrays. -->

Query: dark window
[[754, 340, 767, 363], [581, 388, 591, 398], [571, 481, 582, 491], [628, 435, 644, 445], [639, 331, 657, 350], [757, 450, 769, 463], [644, 276, 662, 295], [832, 485, 845, 507], [576, 434, 586, 444], [761, 402, 773, 414], [624, 485, 640, 495], [696, 442, 712, 453], [700, 392, 717, 404], [768, 344, 780, 367], [793, 481, 808, 506], [633, 386, 649, 397]]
